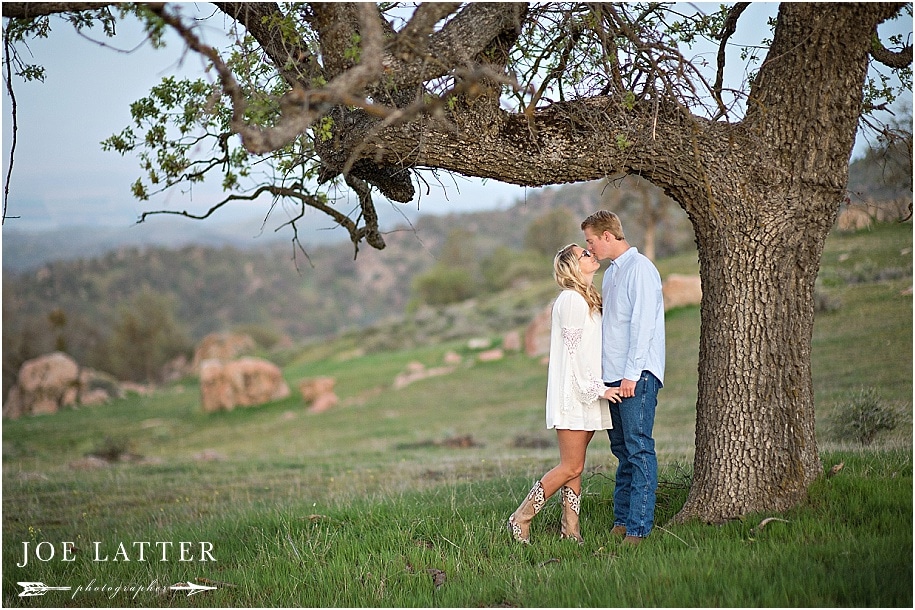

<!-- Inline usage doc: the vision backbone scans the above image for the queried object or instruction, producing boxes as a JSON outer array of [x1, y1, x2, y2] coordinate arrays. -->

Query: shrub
[[412, 267, 478, 306], [814, 289, 842, 314], [828, 387, 903, 445], [88, 436, 135, 462]]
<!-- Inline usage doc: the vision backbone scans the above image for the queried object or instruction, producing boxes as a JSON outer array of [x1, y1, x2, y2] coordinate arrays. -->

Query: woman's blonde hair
[[554, 244, 602, 315]]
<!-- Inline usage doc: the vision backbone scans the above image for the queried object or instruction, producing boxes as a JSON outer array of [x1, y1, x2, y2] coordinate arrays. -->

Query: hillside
[[3, 142, 907, 273], [1, 222, 911, 608], [1, 177, 696, 384], [3, 155, 910, 394]]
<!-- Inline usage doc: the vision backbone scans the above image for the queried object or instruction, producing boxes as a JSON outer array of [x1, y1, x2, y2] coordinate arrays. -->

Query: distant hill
[[3, 152, 908, 394], [1, 202, 422, 273], [5, 143, 908, 274], [1, 178, 693, 390], [847, 127, 912, 203]]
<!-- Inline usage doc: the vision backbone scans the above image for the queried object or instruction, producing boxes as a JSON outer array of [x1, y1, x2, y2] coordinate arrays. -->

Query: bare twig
[[2, 32, 19, 224], [713, 3, 750, 120], [749, 517, 789, 536], [655, 525, 697, 548]]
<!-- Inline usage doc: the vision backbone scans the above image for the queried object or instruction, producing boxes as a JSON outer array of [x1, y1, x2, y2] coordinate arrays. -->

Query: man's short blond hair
[[581, 210, 626, 240]]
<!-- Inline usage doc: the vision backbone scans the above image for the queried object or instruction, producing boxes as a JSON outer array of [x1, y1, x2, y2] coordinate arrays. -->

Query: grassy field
[[2, 222, 911, 607]]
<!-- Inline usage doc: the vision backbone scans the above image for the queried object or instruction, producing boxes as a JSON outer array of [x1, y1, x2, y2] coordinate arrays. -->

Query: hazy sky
[[0, 10, 529, 234], [2, 4, 910, 235]]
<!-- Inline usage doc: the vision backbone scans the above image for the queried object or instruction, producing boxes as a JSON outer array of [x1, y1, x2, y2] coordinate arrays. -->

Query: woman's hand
[[603, 387, 622, 403]]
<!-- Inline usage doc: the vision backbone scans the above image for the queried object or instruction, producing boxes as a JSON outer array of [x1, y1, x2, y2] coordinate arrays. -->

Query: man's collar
[[611, 246, 637, 264]]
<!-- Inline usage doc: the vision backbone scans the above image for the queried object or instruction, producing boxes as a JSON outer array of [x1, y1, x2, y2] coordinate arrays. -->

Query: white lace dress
[[545, 290, 613, 431]]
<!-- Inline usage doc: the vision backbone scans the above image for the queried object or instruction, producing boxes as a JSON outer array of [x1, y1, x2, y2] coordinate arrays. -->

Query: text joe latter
[[16, 541, 216, 568]]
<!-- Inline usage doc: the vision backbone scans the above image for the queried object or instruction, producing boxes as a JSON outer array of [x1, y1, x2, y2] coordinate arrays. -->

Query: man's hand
[[620, 378, 637, 398]]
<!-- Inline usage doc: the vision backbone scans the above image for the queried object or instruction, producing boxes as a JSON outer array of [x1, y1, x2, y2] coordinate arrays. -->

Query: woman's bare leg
[[539, 429, 594, 497]]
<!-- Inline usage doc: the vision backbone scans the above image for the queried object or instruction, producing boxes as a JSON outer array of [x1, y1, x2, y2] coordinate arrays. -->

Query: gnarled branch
[[1, 2, 117, 19]]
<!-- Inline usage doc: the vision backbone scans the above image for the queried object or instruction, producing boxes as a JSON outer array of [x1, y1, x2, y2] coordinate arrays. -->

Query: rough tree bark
[[3, 2, 909, 523]]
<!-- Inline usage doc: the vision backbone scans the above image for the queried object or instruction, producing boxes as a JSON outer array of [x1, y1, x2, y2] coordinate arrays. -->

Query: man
[[581, 210, 665, 547]]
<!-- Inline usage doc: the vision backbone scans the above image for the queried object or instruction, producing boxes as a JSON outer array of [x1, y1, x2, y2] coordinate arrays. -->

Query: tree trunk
[[636, 178, 662, 262], [670, 2, 897, 523], [674, 185, 828, 522]]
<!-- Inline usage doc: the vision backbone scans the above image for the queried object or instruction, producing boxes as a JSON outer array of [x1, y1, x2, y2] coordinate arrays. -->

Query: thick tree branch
[[324, 3, 384, 97], [870, 38, 914, 68], [344, 173, 385, 253], [1, 2, 117, 18], [213, 2, 323, 89], [391, 2, 462, 62], [390, 2, 525, 89], [151, 3, 395, 157]]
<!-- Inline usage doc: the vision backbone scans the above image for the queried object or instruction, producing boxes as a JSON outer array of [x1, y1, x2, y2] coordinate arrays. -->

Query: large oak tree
[[3, 2, 911, 523]]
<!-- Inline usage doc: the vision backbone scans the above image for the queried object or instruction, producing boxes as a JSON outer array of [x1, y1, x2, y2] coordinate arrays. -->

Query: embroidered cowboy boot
[[559, 485, 584, 544], [507, 481, 546, 543]]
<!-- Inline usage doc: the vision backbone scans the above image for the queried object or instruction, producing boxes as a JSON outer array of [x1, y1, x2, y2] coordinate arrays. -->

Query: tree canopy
[[5, 3, 909, 251]]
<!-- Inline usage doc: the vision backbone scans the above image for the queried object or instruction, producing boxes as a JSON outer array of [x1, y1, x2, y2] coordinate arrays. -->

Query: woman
[[508, 244, 620, 544]]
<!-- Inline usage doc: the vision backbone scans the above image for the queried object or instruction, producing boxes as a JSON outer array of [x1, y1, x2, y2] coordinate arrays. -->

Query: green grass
[[3, 222, 911, 607]]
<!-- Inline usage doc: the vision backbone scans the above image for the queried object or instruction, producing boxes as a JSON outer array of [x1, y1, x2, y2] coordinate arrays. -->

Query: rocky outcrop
[[837, 206, 872, 231], [524, 302, 553, 357], [393, 361, 456, 390], [502, 330, 522, 351], [662, 274, 702, 311], [192, 332, 256, 370], [3, 352, 79, 418], [199, 357, 290, 413], [3, 352, 124, 419], [298, 376, 339, 413]]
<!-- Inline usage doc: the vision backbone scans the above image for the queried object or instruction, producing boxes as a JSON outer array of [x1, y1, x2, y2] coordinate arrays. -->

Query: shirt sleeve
[[556, 292, 605, 408], [624, 259, 663, 381]]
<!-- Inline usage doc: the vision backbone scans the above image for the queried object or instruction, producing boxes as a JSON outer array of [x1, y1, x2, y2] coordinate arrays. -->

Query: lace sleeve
[[561, 327, 583, 357], [560, 326, 604, 408]]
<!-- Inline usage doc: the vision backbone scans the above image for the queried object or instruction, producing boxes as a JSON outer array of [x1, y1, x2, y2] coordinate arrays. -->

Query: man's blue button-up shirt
[[600, 246, 666, 386]]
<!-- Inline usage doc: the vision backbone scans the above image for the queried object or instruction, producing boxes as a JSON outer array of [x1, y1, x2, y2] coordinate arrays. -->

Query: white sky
[[1, 3, 910, 233]]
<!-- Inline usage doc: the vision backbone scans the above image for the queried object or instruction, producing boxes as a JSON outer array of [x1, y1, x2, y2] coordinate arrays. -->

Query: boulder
[[478, 348, 504, 362], [298, 376, 339, 413], [837, 206, 872, 231], [467, 337, 491, 350], [3, 353, 128, 419], [77, 368, 123, 406], [502, 330, 522, 352], [662, 274, 702, 311], [443, 351, 462, 365], [524, 303, 553, 357], [308, 392, 339, 414], [299, 376, 336, 402], [192, 332, 256, 370], [3, 352, 79, 419], [199, 357, 290, 413], [393, 362, 455, 390]]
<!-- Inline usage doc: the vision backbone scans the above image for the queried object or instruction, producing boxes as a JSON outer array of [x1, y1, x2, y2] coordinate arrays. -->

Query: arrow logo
[[17, 582, 72, 597], [18, 580, 218, 598], [169, 581, 218, 596]]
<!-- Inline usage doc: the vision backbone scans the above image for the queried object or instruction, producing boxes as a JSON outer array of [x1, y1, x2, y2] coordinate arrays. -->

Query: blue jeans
[[606, 371, 659, 538]]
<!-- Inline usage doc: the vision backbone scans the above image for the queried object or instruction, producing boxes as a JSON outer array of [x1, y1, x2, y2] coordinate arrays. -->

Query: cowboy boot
[[559, 486, 584, 544], [507, 481, 546, 543]]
